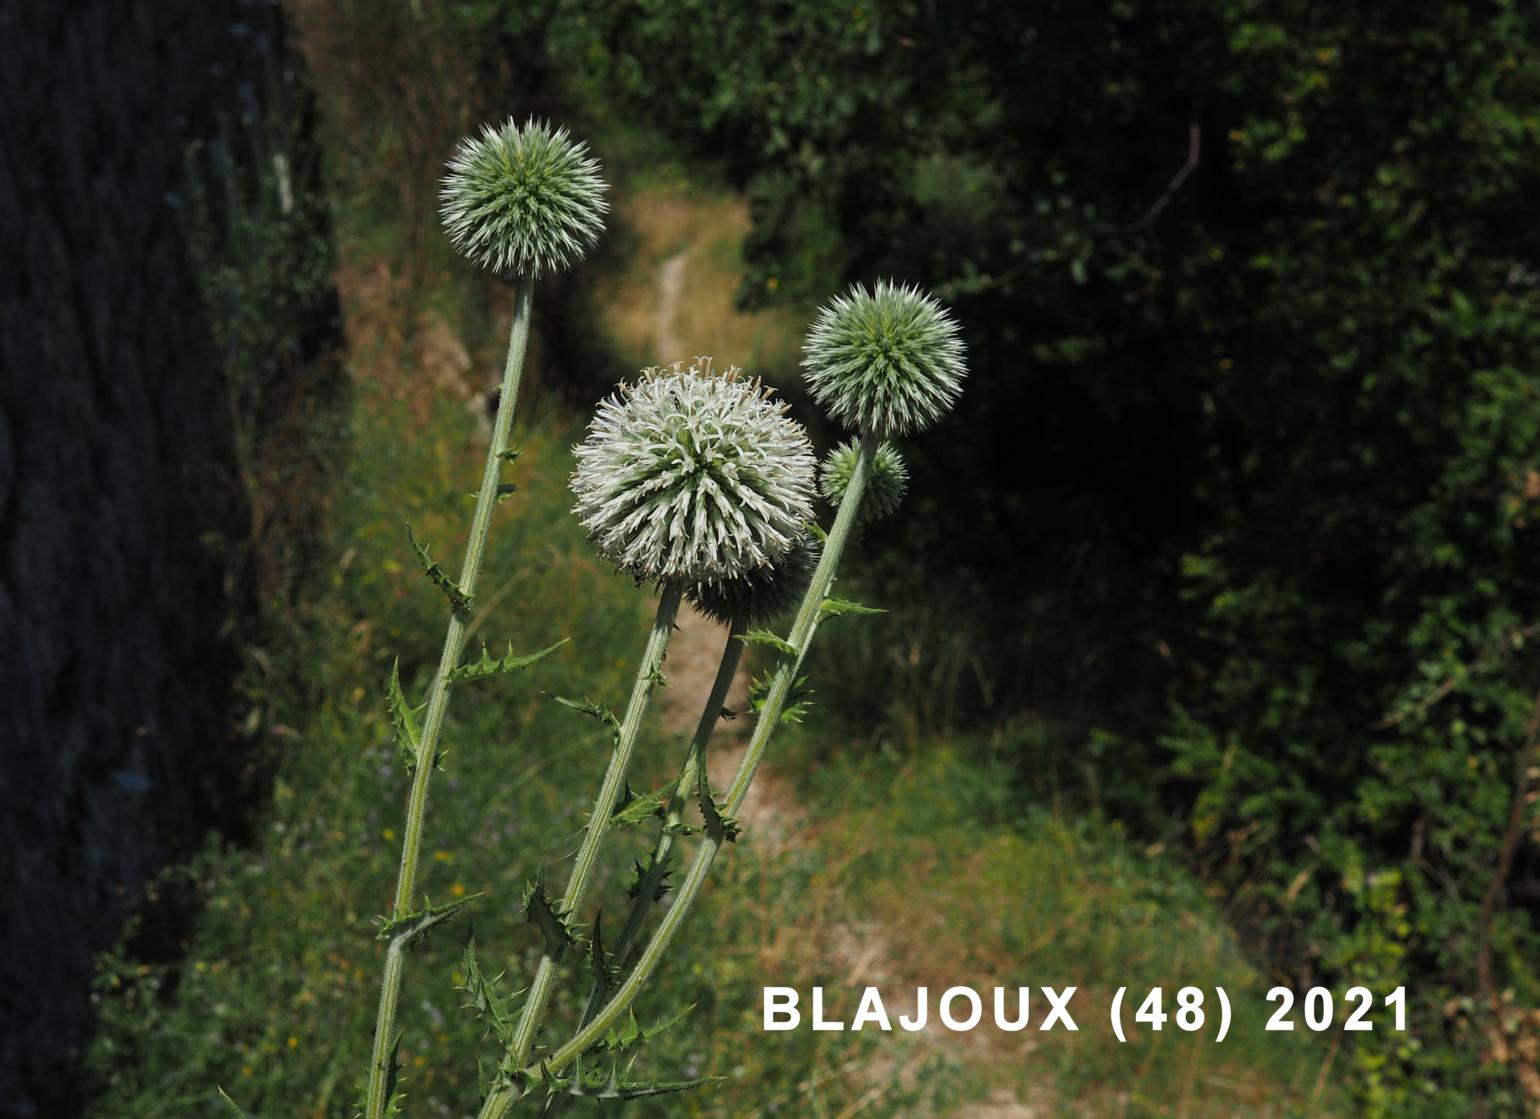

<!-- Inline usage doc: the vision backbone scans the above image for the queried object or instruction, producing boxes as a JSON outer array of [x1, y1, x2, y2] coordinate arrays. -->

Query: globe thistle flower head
[[571, 359, 817, 585], [820, 439, 908, 526], [688, 532, 822, 629], [440, 117, 608, 278], [801, 280, 966, 436]]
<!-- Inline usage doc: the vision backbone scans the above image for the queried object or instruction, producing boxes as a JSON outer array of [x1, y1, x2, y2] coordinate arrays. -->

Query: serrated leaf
[[376, 893, 480, 947], [740, 629, 798, 655], [536, 1059, 719, 1101], [625, 853, 673, 901], [381, 1030, 404, 1118], [610, 777, 678, 828], [448, 638, 567, 684], [587, 911, 618, 1004], [458, 931, 517, 1047], [545, 694, 622, 739], [386, 659, 426, 772], [697, 771, 742, 844], [596, 1002, 697, 1054], [819, 596, 885, 619], [522, 873, 579, 955], [406, 522, 472, 612], [748, 669, 814, 726]]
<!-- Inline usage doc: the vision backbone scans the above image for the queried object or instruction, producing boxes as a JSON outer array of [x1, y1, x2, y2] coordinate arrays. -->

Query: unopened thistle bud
[[440, 117, 608, 278], [570, 359, 817, 585], [801, 280, 966, 436], [820, 439, 908, 525]]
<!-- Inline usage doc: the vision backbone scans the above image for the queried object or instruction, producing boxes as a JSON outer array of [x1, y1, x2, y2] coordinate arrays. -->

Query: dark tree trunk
[[0, 1, 340, 1113]]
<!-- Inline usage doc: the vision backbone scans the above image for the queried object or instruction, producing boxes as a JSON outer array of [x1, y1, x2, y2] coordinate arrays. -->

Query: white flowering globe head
[[801, 280, 966, 436], [688, 532, 822, 628], [571, 359, 817, 585], [820, 439, 908, 525], [440, 117, 608, 278]]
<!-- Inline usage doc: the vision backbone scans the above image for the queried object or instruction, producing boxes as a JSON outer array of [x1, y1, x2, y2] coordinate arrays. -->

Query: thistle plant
[[466, 284, 965, 1115], [469, 358, 817, 1096], [358, 118, 606, 1119]]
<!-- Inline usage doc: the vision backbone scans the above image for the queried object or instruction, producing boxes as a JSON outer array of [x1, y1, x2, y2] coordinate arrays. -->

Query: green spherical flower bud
[[801, 280, 966, 436], [440, 117, 608, 278], [571, 359, 817, 584], [820, 439, 908, 525], [688, 532, 822, 629]]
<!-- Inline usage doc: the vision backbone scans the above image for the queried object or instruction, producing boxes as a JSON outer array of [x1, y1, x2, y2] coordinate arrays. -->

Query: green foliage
[[448, 639, 569, 684], [514, 1, 1540, 1110], [405, 522, 473, 613]]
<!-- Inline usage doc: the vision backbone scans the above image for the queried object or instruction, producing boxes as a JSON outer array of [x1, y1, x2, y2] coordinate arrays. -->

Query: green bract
[[801, 280, 967, 436], [688, 531, 822, 628], [440, 117, 608, 278], [570, 359, 817, 584], [820, 439, 908, 525]]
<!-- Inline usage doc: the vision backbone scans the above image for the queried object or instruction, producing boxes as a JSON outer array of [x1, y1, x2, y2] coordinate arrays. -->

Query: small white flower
[[440, 118, 608, 278], [801, 280, 967, 436], [571, 359, 817, 584]]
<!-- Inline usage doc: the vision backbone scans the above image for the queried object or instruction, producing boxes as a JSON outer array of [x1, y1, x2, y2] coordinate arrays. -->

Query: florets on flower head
[[801, 280, 966, 436], [571, 359, 817, 585], [820, 439, 908, 525], [688, 532, 822, 629], [440, 117, 608, 278]]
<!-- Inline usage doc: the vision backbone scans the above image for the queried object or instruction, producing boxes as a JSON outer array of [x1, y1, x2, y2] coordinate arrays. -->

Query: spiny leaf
[[625, 853, 672, 901], [386, 659, 426, 772], [406, 522, 472, 612], [610, 777, 678, 828], [819, 596, 885, 619], [534, 1059, 720, 1101], [457, 931, 517, 1047], [521, 872, 580, 955], [588, 910, 618, 1004], [697, 771, 742, 844], [597, 1003, 697, 1054], [545, 693, 622, 739], [375, 893, 480, 947], [740, 628, 798, 655], [448, 638, 568, 684], [748, 669, 814, 726], [382, 1030, 404, 1118]]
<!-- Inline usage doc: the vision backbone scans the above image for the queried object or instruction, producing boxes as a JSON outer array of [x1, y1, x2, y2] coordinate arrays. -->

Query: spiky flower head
[[688, 532, 822, 629], [571, 359, 817, 585], [820, 439, 908, 525], [440, 117, 608, 278], [801, 280, 966, 436]]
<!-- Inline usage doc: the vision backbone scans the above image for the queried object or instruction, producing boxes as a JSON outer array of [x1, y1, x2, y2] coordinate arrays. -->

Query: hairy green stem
[[590, 618, 746, 1001], [493, 582, 684, 1091], [365, 282, 533, 1119], [537, 617, 745, 1119], [509, 434, 878, 1096]]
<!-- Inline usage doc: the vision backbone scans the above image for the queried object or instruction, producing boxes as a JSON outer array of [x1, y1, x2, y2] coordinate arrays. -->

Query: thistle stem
[[588, 618, 746, 1008], [496, 581, 684, 1085], [501, 434, 878, 1100], [365, 281, 533, 1119]]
